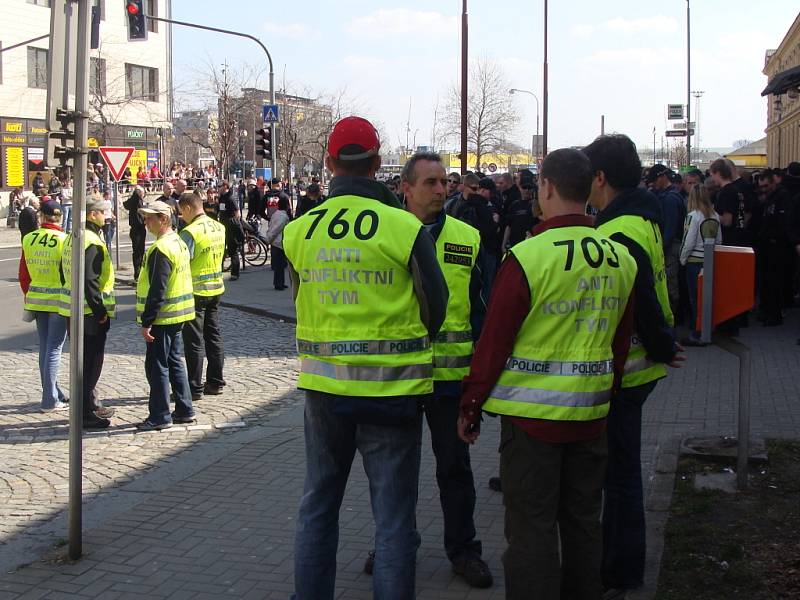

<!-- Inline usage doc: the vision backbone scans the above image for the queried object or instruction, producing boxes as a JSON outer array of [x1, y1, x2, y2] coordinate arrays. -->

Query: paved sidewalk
[[0, 248, 799, 597]]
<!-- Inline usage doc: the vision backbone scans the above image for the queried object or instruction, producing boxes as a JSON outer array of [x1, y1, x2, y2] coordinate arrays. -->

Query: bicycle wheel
[[245, 237, 269, 267], [222, 251, 231, 273]]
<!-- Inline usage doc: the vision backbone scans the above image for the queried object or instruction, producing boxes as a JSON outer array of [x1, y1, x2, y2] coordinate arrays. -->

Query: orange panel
[[696, 245, 756, 330]]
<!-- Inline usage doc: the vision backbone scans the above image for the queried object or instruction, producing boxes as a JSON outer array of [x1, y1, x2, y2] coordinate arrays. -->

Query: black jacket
[[289, 175, 449, 424], [595, 187, 676, 364], [123, 192, 145, 230]]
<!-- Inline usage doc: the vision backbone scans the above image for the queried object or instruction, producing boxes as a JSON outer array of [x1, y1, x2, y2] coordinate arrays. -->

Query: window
[[27, 47, 48, 89], [146, 0, 158, 33], [125, 64, 158, 101], [90, 57, 106, 96], [92, 0, 105, 20], [27, 0, 50, 6]]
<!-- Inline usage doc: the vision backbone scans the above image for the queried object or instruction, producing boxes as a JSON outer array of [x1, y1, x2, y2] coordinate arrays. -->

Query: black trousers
[[130, 227, 146, 280], [271, 245, 287, 288], [83, 315, 109, 419], [181, 295, 225, 395], [501, 417, 607, 600], [423, 395, 481, 562]]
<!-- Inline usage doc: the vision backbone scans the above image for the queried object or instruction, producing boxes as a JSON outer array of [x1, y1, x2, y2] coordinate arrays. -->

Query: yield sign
[[99, 146, 135, 181]]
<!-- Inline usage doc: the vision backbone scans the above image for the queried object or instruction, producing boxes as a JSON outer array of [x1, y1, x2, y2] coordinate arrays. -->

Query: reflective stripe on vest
[[283, 194, 432, 397], [22, 228, 67, 314], [433, 216, 480, 382], [135, 232, 196, 325], [483, 225, 637, 422], [184, 215, 226, 297], [297, 336, 429, 356], [597, 215, 672, 388], [59, 228, 116, 318]]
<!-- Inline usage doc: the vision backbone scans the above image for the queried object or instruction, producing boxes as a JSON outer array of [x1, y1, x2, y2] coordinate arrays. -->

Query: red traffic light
[[126, 2, 139, 14]]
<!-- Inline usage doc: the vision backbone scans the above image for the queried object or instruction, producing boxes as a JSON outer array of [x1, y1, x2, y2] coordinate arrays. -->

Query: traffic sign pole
[[113, 181, 120, 269]]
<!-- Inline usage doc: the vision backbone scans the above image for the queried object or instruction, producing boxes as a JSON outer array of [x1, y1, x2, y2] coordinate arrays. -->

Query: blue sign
[[255, 167, 272, 181], [262, 104, 280, 123]]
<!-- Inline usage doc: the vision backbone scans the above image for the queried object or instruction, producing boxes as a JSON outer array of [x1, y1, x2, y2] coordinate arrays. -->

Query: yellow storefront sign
[[128, 150, 148, 183], [4, 147, 24, 188]]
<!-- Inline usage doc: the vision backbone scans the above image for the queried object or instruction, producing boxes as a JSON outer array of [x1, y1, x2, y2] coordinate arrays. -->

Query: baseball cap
[[328, 116, 380, 161], [86, 198, 111, 212], [787, 162, 800, 178], [271, 177, 281, 185], [40, 200, 62, 216], [646, 163, 671, 183], [138, 200, 172, 217], [307, 183, 320, 194]]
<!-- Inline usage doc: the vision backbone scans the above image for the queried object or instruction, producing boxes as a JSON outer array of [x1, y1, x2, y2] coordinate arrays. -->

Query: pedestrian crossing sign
[[263, 104, 280, 123]]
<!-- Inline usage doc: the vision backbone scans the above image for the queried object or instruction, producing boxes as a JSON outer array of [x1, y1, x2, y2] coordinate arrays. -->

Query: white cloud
[[580, 46, 677, 68], [263, 21, 311, 39], [346, 9, 458, 39], [570, 15, 678, 38]]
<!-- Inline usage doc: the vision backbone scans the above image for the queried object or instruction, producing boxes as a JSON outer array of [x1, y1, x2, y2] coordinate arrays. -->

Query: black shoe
[[171, 412, 196, 424], [192, 394, 203, 402], [363, 550, 375, 575], [94, 406, 116, 418], [203, 385, 223, 396], [488, 477, 502, 492], [452, 556, 493, 588], [136, 420, 172, 431], [680, 336, 706, 347], [230, 275, 239, 281], [602, 589, 629, 600], [763, 318, 782, 327], [83, 416, 110, 429]]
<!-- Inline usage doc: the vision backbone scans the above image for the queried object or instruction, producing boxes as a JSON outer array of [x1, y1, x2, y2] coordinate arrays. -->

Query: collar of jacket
[[86, 221, 103, 235], [595, 186, 664, 229], [327, 176, 402, 209]]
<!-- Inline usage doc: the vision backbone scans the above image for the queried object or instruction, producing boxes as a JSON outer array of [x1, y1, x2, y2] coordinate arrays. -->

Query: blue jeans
[[144, 323, 193, 425], [35, 311, 67, 408], [103, 220, 116, 251], [602, 381, 657, 590], [685, 262, 703, 338], [294, 391, 423, 600], [61, 205, 72, 233]]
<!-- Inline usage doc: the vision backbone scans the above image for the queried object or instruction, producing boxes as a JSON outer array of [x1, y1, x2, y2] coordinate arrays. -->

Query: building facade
[[0, 0, 172, 190], [764, 12, 800, 167]]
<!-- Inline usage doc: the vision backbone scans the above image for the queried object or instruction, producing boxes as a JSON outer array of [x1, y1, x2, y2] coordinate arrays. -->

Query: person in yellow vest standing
[[582, 134, 685, 598], [284, 117, 448, 600], [458, 149, 639, 599], [19, 201, 69, 412], [390, 151, 492, 588], [58, 197, 117, 429], [177, 192, 227, 401], [135, 200, 197, 431]]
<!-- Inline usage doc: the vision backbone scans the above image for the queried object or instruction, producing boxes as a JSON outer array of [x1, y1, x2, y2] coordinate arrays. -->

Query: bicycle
[[222, 228, 269, 272]]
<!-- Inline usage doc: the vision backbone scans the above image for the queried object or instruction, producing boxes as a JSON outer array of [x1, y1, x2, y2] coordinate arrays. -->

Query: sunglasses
[[448, 180, 459, 184]]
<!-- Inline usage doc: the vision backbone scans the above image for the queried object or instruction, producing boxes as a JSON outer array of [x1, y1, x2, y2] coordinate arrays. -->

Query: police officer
[[177, 192, 227, 400], [284, 117, 448, 600], [583, 134, 684, 597], [135, 200, 196, 431], [59, 197, 117, 429], [396, 151, 492, 588], [458, 148, 638, 599], [19, 201, 69, 412]]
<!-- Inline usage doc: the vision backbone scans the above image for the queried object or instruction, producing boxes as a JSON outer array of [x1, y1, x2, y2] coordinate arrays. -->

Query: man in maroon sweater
[[458, 149, 637, 599]]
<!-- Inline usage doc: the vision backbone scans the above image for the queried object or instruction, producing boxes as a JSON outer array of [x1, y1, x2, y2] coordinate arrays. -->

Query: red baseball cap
[[328, 116, 380, 161]]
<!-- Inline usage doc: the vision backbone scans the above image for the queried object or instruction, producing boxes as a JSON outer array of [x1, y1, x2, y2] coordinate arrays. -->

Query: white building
[[0, 0, 173, 191]]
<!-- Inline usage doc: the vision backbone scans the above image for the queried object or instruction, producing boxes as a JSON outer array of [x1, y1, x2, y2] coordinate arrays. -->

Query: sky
[[172, 1, 799, 154]]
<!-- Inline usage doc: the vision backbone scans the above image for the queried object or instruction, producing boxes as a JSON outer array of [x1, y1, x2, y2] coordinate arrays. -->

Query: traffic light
[[125, 0, 147, 41], [256, 127, 273, 161]]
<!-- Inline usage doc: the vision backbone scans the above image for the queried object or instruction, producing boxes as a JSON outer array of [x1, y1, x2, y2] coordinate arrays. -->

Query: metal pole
[[0, 33, 49, 53], [601, 114, 605, 136], [460, 0, 468, 175], [542, 0, 548, 158], [700, 241, 714, 344], [653, 128, 656, 165], [69, 0, 91, 561], [686, 0, 691, 167], [715, 336, 751, 490], [113, 181, 120, 269]]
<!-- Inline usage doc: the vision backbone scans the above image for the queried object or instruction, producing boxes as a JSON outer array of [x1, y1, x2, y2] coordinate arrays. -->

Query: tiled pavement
[[0, 264, 799, 597]]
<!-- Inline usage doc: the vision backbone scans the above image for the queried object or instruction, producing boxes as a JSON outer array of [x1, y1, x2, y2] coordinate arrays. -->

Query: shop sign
[[4, 146, 25, 188]]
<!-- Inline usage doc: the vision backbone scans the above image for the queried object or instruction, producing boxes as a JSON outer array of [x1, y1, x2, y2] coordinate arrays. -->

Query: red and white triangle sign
[[99, 146, 135, 181]]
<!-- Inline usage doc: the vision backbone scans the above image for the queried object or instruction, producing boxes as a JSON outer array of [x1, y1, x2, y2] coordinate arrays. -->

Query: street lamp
[[509, 88, 540, 164]]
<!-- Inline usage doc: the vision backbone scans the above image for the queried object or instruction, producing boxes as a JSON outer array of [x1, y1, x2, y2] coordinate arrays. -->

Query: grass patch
[[656, 440, 800, 600]]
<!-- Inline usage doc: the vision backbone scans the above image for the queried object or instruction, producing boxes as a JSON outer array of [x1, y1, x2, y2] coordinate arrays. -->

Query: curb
[[220, 300, 297, 324]]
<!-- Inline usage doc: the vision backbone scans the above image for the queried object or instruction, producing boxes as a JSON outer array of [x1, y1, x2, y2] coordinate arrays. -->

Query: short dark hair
[[178, 191, 202, 209], [758, 169, 774, 182], [709, 158, 733, 180], [401, 151, 443, 184], [539, 148, 593, 204], [329, 151, 381, 177], [448, 172, 461, 183], [582, 134, 642, 189]]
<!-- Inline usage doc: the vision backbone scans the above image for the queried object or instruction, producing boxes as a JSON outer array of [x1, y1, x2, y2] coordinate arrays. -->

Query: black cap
[[307, 183, 320, 194], [271, 178, 281, 185], [646, 163, 671, 183], [478, 177, 495, 191], [40, 200, 63, 216], [787, 162, 800, 178]]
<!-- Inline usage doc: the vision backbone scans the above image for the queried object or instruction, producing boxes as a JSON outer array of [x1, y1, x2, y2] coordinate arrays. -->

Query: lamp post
[[685, 0, 691, 167], [509, 88, 540, 163], [542, 0, 549, 158], [692, 90, 704, 164], [460, 0, 468, 175]]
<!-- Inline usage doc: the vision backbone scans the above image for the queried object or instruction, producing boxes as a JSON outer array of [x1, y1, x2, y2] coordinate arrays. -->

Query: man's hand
[[458, 416, 480, 444], [98, 314, 108, 324], [141, 326, 154, 342], [668, 343, 687, 368]]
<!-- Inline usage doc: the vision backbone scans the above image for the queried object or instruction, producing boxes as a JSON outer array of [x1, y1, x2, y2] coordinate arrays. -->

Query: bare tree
[[444, 57, 519, 169], [732, 139, 754, 149], [302, 87, 357, 184]]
